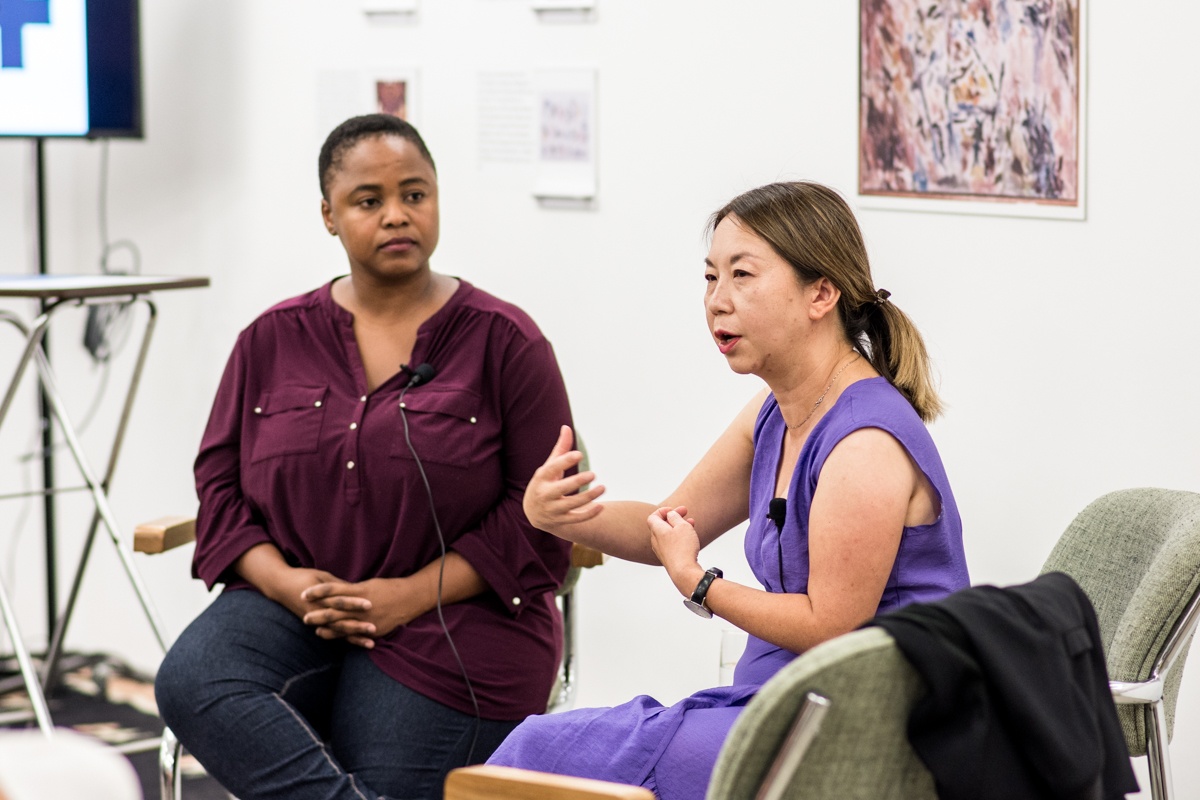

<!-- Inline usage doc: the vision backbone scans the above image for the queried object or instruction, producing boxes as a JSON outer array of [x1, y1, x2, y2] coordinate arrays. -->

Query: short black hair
[[318, 114, 436, 199]]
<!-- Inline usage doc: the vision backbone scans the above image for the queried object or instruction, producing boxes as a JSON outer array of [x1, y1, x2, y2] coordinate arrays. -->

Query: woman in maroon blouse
[[155, 114, 575, 800]]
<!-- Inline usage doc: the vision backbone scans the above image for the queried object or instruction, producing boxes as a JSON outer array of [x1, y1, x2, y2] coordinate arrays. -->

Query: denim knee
[[154, 591, 269, 732], [154, 590, 341, 736], [155, 635, 202, 734]]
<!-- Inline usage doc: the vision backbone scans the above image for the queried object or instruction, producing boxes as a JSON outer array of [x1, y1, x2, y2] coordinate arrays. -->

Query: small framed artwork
[[858, 0, 1086, 219], [374, 78, 410, 120], [315, 68, 420, 140]]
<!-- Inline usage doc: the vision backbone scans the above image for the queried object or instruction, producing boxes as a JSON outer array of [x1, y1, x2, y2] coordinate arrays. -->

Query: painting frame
[[857, 0, 1088, 220], [315, 66, 420, 145]]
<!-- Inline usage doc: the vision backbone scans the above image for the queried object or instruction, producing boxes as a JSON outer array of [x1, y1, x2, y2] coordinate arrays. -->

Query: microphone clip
[[402, 362, 437, 389], [767, 497, 787, 532]]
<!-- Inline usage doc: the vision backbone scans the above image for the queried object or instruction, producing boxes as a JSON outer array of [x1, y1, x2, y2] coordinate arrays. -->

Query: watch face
[[683, 598, 714, 619]]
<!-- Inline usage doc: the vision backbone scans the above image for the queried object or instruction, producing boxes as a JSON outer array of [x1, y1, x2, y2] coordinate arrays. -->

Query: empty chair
[[1040, 487, 1200, 800]]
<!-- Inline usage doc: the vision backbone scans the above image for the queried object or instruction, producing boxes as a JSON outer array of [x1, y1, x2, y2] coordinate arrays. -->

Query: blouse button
[[349, 422, 358, 430], [254, 407, 262, 414], [314, 400, 322, 408], [346, 461, 355, 470], [360, 395, 367, 402], [399, 402, 407, 409], [469, 417, 477, 424], [512, 597, 521, 606]]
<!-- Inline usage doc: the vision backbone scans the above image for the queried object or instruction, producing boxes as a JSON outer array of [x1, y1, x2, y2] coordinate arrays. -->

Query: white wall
[[0, 1, 1196, 795]]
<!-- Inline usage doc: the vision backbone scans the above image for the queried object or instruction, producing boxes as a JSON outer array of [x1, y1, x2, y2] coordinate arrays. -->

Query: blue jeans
[[155, 590, 519, 800]]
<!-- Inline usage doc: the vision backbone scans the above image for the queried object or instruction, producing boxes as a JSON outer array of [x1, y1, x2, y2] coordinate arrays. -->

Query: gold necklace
[[787, 352, 861, 430]]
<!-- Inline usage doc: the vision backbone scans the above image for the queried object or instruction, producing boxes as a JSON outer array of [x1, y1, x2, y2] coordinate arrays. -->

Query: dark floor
[[0, 653, 229, 800]]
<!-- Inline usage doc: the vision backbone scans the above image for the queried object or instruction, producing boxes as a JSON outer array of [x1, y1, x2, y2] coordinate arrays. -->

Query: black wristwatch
[[683, 567, 723, 619]]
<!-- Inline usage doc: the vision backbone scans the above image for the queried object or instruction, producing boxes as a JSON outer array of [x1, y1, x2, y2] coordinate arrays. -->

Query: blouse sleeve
[[191, 334, 273, 588], [449, 335, 574, 617]]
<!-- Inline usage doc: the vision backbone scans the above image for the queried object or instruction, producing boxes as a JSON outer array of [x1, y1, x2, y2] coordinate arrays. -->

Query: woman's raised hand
[[523, 425, 606, 536]]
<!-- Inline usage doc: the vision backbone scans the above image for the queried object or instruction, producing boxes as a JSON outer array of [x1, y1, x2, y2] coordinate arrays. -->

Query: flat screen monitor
[[0, 0, 142, 138]]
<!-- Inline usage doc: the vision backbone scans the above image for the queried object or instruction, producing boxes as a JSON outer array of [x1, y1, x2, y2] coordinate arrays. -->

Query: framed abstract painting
[[859, 0, 1086, 219]]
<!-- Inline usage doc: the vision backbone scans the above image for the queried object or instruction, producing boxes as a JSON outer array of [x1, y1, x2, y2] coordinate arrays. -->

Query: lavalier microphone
[[403, 362, 437, 389], [767, 497, 786, 532]]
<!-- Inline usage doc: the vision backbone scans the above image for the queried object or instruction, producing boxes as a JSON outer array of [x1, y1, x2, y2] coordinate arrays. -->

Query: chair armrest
[[570, 543, 606, 569], [1111, 677, 1163, 704], [133, 516, 197, 554], [445, 766, 654, 800], [133, 518, 604, 566]]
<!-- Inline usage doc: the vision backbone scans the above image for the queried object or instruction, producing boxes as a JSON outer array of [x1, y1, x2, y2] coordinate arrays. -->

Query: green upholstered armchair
[[1041, 488, 1200, 800]]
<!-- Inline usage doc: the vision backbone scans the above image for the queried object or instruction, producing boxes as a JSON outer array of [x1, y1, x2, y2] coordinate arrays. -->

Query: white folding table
[[0, 274, 209, 736]]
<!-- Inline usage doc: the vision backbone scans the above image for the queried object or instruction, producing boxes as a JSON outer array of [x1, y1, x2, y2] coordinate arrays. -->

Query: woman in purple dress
[[487, 181, 970, 799]]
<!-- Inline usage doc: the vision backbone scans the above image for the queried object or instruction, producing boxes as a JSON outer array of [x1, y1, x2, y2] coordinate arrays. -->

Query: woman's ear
[[808, 277, 842, 321], [321, 199, 337, 236]]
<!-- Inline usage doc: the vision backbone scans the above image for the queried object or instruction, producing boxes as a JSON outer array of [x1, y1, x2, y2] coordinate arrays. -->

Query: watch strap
[[683, 567, 723, 618]]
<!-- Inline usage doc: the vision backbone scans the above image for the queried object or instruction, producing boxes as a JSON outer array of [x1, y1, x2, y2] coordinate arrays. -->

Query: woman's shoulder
[[818, 377, 946, 468], [445, 280, 550, 344], [233, 284, 332, 347], [838, 377, 923, 426], [252, 284, 328, 326], [811, 378, 934, 454]]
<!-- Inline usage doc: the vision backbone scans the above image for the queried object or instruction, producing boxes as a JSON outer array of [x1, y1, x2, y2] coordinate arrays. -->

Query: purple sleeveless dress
[[487, 378, 969, 799]]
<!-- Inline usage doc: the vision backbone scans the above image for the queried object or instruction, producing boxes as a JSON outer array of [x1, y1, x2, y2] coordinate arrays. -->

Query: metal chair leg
[[547, 587, 577, 713], [159, 725, 183, 800], [1111, 674, 1179, 800], [1145, 700, 1174, 800]]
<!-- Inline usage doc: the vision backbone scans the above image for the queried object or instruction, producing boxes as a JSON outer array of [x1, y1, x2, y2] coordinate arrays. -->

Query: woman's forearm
[[701, 579, 830, 654], [233, 542, 294, 599], [402, 552, 488, 615], [233, 543, 337, 619], [541, 499, 663, 565]]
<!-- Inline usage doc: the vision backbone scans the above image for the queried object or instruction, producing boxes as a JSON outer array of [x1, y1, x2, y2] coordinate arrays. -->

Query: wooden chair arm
[[133, 516, 197, 554], [570, 543, 606, 569], [445, 766, 653, 800], [131, 518, 608, 568]]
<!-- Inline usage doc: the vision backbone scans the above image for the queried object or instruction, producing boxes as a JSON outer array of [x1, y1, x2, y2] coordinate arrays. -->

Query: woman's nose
[[382, 198, 409, 226], [706, 280, 732, 314]]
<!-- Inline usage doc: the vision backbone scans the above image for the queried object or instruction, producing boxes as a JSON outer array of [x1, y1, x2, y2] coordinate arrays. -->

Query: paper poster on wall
[[316, 68, 420, 140], [858, 0, 1086, 220], [533, 69, 597, 206], [478, 70, 537, 165]]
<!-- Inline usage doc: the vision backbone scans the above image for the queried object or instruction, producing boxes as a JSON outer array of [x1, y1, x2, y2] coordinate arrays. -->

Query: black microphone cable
[[84, 139, 141, 363], [396, 364, 483, 764]]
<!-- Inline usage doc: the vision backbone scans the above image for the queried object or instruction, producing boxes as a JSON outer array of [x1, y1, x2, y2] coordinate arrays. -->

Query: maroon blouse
[[193, 279, 574, 719]]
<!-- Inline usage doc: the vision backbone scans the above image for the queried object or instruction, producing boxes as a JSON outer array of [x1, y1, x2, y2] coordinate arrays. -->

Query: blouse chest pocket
[[390, 386, 481, 469], [249, 385, 329, 463]]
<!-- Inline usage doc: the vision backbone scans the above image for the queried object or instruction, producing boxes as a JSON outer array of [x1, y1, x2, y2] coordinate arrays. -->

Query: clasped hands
[[273, 568, 418, 649]]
